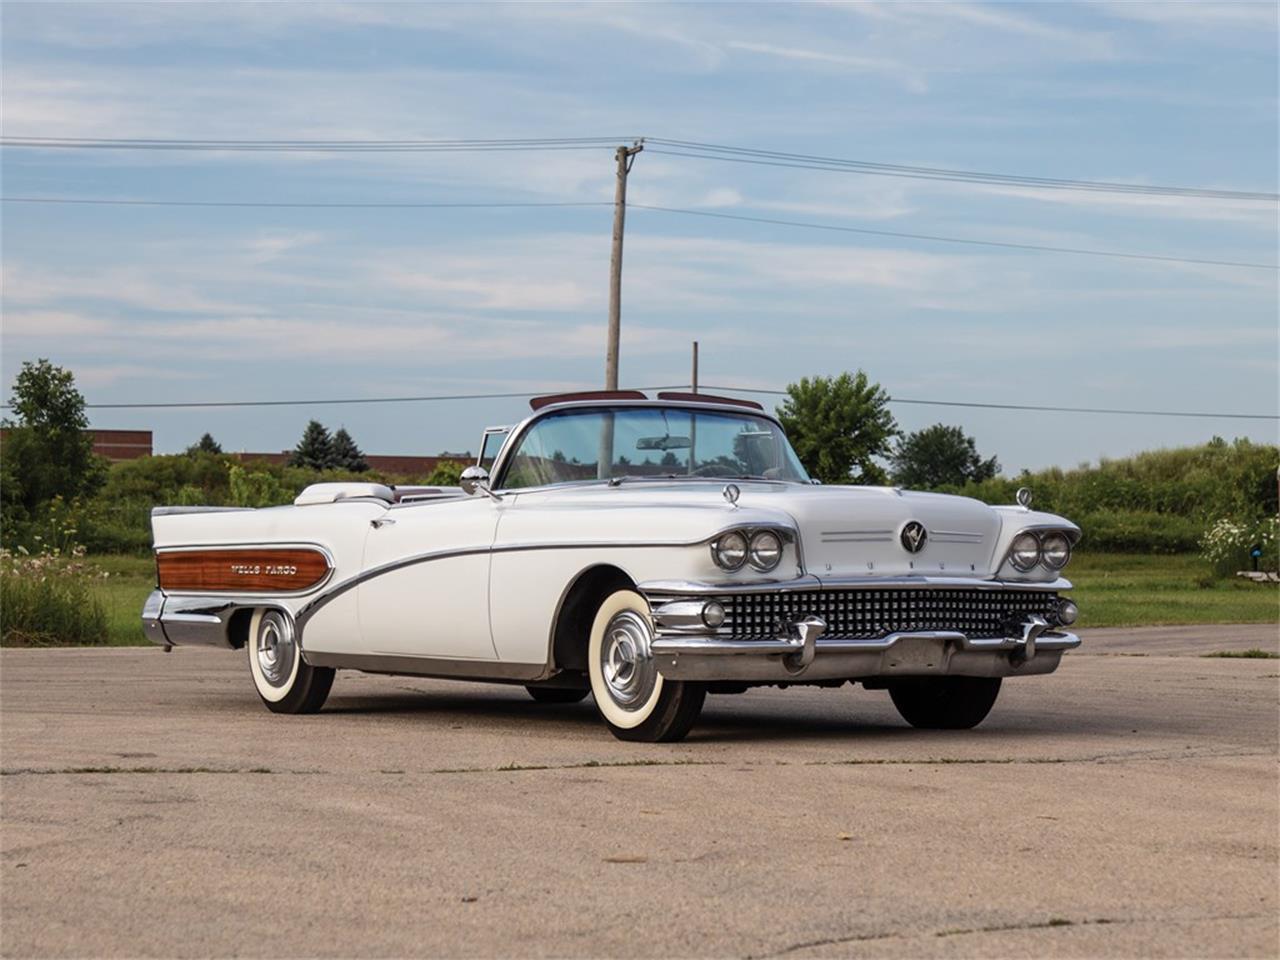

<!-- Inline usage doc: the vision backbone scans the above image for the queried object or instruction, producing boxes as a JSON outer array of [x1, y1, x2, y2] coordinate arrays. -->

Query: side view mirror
[[460, 465, 500, 500]]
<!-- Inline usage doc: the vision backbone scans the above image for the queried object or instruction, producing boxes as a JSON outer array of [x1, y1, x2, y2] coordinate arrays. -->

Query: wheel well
[[227, 608, 255, 649], [551, 565, 635, 673]]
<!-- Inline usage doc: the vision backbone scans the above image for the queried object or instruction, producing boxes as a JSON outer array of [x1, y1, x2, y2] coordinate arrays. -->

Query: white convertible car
[[143, 391, 1081, 742]]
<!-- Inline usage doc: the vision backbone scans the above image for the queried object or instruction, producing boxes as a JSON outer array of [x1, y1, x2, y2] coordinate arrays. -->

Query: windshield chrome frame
[[490, 400, 807, 492]]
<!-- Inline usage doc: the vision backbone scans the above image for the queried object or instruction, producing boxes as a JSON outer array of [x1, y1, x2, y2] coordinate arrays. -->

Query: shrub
[[0, 544, 108, 646], [1200, 517, 1279, 576], [946, 438, 1277, 524], [1071, 510, 1207, 554], [940, 438, 1278, 552], [228, 464, 292, 507], [425, 459, 465, 487]]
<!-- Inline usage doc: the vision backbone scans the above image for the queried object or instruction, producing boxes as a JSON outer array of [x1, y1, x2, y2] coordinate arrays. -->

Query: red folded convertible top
[[528, 390, 647, 410]]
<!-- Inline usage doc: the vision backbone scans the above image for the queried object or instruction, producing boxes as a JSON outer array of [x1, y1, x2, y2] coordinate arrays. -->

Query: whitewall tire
[[587, 589, 705, 742], [247, 608, 334, 714]]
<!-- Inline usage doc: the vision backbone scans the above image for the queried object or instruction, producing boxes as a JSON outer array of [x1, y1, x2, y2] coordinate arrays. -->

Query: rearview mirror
[[636, 435, 692, 451], [460, 465, 491, 496]]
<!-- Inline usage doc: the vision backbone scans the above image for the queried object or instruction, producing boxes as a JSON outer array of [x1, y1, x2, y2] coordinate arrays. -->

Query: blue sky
[[2, 1, 1276, 473]]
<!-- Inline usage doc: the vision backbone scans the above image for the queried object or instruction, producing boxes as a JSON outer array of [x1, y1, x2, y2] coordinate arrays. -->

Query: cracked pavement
[[2, 624, 1277, 957]]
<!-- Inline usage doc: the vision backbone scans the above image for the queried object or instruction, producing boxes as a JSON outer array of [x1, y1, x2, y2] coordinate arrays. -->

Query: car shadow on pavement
[[319, 686, 1106, 745]]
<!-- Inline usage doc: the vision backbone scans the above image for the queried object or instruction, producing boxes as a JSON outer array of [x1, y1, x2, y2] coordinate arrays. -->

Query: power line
[[0, 135, 635, 154], [646, 139, 1279, 203], [698, 386, 1278, 421], [628, 204, 1278, 270], [3, 386, 1273, 420], [4, 133, 1271, 202], [4, 195, 1268, 270], [1, 197, 612, 210]]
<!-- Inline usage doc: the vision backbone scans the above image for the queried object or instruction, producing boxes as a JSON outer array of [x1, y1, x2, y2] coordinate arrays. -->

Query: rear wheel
[[247, 609, 334, 714], [525, 686, 589, 704], [888, 677, 1002, 729], [587, 589, 706, 742]]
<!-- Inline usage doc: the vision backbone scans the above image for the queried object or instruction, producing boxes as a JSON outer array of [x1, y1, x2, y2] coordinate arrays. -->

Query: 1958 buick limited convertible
[[142, 391, 1080, 742]]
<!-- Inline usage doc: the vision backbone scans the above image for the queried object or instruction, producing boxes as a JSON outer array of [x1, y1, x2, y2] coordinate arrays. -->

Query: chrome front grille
[[722, 589, 1060, 640]]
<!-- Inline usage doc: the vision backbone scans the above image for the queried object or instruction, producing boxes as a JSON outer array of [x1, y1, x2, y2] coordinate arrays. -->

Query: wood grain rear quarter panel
[[157, 547, 331, 593]]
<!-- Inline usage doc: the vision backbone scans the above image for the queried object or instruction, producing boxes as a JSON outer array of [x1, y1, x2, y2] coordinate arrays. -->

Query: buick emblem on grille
[[900, 521, 928, 554]]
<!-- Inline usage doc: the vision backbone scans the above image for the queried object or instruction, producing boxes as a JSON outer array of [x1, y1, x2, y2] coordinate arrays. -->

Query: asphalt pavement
[[2, 624, 1277, 958]]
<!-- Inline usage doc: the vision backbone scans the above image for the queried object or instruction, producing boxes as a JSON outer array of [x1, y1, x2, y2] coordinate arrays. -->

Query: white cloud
[[1098, 0, 1278, 30], [971, 183, 1280, 230], [245, 231, 326, 264], [725, 40, 926, 92], [1, 309, 112, 337]]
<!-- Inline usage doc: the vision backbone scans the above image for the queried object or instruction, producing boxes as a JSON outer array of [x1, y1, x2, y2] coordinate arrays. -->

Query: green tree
[[289, 420, 335, 470], [185, 432, 223, 455], [1, 359, 105, 518], [331, 427, 368, 472], [227, 464, 291, 507], [425, 459, 464, 486], [776, 372, 898, 485], [891, 423, 999, 489]]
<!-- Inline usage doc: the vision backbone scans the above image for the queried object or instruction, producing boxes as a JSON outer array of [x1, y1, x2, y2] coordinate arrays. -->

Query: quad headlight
[[711, 527, 790, 573], [1041, 532, 1072, 570], [1009, 532, 1042, 572], [711, 530, 749, 571], [1006, 529, 1075, 574], [748, 530, 783, 572]]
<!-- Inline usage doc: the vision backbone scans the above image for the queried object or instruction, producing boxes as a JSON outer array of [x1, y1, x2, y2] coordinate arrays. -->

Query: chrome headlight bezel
[[1009, 532, 1042, 572], [710, 530, 749, 571]]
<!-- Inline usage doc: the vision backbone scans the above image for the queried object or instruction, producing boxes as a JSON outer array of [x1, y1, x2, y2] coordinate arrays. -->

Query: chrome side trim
[[293, 534, 799, 628], [151, 506, 254, 517], [640, 574, 1072, 596], [303, 651, 546, 682]]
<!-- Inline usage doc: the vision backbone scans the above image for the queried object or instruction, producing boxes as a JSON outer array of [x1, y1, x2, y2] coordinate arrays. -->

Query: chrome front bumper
[[648, 601, 1080, 682]]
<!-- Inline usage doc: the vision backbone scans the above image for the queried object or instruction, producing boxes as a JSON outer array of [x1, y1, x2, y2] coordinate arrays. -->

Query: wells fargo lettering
[[229, 564, 299, 576]]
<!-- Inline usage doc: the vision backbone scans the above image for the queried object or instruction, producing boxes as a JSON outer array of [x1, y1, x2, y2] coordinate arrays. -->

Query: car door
[[357, 497, 502, 660]]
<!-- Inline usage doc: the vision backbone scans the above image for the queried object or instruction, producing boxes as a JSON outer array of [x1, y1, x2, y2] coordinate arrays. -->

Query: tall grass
[[0, 546, 109, 646]]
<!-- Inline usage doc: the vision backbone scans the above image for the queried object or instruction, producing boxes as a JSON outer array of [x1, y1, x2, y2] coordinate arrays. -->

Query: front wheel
[[247, 609, 334, 714], [888, 677, 1002, 729], [587, 589, 706, 742]]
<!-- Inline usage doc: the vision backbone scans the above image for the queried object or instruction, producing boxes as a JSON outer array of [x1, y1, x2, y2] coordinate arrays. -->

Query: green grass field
[[1066, 552, 1277, 628], [70, 551, 1276, 647], [89, 555, 156, 646]]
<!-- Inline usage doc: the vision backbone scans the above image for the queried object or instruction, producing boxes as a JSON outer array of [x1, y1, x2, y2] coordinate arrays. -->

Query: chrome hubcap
[[256, 611, 296, 688], [600, 610, 657, 709]]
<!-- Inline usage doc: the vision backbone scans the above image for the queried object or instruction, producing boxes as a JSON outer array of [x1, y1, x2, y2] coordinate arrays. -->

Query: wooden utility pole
[[605, 141, 644, 390], [688, 340, 700, 475]]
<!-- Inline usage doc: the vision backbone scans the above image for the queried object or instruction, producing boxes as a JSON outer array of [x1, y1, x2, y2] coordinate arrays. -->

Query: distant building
[[232, 450, 473, 477], [0, 428, 153, 462], [0, 427, 468, 476]]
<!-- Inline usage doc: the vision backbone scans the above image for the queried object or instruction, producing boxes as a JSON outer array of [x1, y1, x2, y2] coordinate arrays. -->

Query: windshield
[[496, 406, 810, 489]]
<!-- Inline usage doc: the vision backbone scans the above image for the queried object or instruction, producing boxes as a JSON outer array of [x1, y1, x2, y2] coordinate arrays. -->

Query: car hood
[[517, 481, 1067, 581]]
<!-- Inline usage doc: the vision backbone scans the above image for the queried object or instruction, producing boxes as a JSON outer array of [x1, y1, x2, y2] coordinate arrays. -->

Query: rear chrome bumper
[[141, 590, 240, 649], [649, 611, 1079, 682]]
